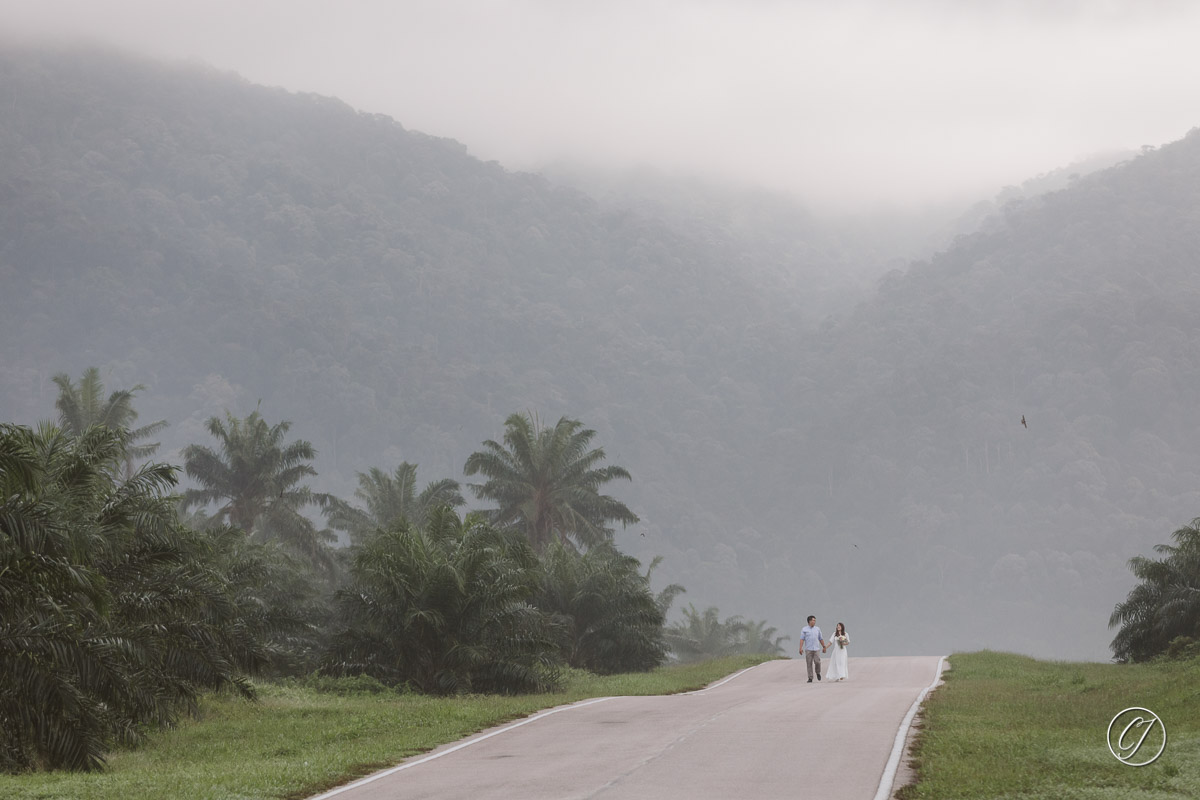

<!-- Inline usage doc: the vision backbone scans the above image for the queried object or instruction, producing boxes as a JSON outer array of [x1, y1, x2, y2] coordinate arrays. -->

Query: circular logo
[[1107, 707, 1166, 766]]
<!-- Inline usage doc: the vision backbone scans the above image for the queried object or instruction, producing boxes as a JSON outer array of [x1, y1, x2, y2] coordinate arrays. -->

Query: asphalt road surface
[[312, 656, 945, 800]]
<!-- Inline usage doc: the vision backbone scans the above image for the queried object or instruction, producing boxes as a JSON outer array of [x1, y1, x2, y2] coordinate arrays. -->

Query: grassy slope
[[900, 651, 1200, 799], [0, 655, 773, 800]]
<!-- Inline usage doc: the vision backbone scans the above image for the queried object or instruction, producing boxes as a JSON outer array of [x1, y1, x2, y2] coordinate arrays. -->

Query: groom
[[799, 615, 826, 683]]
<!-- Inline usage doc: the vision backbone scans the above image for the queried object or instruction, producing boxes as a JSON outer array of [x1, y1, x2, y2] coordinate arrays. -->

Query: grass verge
[[898, 650, 1200, 799], [0, 654, 773, 800]]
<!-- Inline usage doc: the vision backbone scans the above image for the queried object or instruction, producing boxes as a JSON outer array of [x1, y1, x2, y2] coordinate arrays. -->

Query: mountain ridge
[[4, 44, 1200, 659]]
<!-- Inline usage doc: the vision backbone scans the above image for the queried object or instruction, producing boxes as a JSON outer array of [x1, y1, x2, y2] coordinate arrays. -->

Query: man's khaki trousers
[[805, 649, 822, 680]]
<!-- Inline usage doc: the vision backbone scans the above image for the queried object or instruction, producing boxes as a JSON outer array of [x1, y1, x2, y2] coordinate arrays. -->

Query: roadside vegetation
[[1109, 518, 1200, 664], [1, 369, 787, 779], [898, 650, 1200, 799], [0, 654, 773, 800]]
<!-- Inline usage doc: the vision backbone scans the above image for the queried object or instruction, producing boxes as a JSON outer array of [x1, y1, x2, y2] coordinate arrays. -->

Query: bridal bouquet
[[836, 635, 849, 649]]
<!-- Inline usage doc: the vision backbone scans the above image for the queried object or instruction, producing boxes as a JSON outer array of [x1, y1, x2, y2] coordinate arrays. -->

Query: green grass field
[[0, 655, 773, 800], [899, 650, 1200, 799]]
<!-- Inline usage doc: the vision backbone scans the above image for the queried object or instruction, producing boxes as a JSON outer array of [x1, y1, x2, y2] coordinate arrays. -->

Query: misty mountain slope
[[0, 45, 797, 450], [537, 163, 878, 319], [822, 131, 1200, 510], [538, 152, 1137, 330], [0, 45, 811, 619], [759, 130, 1200, 657], [5, 44, 1200, 659], [934, 149, 1135, 245]]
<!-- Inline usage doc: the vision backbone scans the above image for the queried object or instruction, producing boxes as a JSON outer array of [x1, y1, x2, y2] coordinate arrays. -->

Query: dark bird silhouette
[[640, 532, 646, 537], [1021, 415, 1028, 429]]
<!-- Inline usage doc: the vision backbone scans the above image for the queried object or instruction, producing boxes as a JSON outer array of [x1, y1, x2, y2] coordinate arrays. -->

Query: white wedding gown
[[827, 640, 849, 681]]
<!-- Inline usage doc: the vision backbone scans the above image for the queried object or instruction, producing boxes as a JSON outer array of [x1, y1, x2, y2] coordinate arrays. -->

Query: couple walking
[[799, 615, 849, 682]]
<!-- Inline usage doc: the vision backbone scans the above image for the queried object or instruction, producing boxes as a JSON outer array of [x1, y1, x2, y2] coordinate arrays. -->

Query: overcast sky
[[3, 0, 1200, 210]]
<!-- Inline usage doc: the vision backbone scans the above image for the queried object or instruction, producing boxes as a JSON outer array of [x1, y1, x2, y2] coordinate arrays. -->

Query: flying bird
[[1021, 415, 1027, 429]]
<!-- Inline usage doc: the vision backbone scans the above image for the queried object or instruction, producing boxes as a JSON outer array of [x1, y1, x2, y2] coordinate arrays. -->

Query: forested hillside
[[772, 131, 1200, 658], [3, 44, 1198, 659], [0, 44, 819, 639]]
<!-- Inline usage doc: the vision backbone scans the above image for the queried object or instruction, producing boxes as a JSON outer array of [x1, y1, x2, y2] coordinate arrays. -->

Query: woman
[[827, 622, 849, 681]]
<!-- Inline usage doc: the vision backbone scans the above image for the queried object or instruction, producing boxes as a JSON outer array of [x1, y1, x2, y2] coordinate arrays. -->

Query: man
[[799, 615, 826, 682]]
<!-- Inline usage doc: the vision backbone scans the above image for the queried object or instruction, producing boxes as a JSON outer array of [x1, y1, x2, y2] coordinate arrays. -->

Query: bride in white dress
[[827, 622, 849, 681]]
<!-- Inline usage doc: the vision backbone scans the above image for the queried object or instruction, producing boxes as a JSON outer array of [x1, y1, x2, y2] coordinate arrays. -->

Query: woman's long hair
[[835, 622, 846, 636]]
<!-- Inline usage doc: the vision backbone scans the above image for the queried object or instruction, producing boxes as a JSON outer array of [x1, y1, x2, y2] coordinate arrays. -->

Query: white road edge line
[[307, 696, 618, 800], [873, 655, 947, 800], [307, 661, 770, 800], [680, 659, 771, 695]]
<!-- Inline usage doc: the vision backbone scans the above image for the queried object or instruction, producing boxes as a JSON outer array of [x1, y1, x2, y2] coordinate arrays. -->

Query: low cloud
[[3, 0, 1199, 209]]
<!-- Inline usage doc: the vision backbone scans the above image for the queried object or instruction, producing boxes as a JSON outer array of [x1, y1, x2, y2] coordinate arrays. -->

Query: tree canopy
[[180, 410, 335, 570], [1110, 520, 1200, 663], [536, 542, 667, 673], [52, 367, 167, 475], [663, 604, 788, 663], [326, 462, 464, 543], [465, 413, 638, 551], [323, 509, 559, 694], [0, 423, 263, 771]]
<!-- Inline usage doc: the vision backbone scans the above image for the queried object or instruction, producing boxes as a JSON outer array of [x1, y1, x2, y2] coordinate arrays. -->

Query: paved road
[[312, 656, 944, 800]]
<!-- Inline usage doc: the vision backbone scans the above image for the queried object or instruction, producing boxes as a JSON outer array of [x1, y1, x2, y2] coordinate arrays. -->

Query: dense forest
[[3, 44, 1200, 660]]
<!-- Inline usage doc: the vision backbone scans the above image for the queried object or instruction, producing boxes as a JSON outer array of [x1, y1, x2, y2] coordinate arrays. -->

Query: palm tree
[[204, 525, 327, 676], [536, 543, 667, 673], [464, 413, 638, 551], [323, 508, 559, 694], [740, 619, 790, 656], [180, 410, 335, 569], [52, 367, 168, 475], [1110, 519, 1200, 662], [0, 422, 259, 771], [327, 462, 464, 542], [663, 605, 750, 663]]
